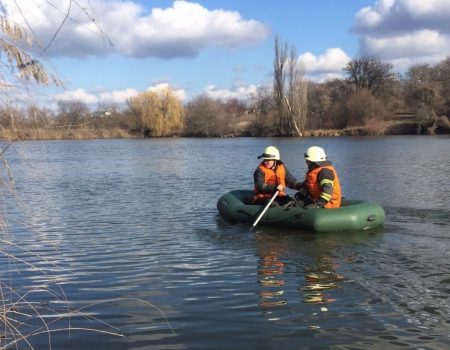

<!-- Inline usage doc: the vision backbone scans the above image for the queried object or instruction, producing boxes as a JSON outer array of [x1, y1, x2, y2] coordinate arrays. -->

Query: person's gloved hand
[[276, 184, 285, 192], [295, 188, 308, 200]]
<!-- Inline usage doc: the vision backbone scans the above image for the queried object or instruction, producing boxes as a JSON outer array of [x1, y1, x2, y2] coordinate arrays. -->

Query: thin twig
[[43, 0, 72, 52]]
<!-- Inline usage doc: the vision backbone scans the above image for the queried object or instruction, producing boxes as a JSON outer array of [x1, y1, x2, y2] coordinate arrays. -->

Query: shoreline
[[1, 120, 449, 141]]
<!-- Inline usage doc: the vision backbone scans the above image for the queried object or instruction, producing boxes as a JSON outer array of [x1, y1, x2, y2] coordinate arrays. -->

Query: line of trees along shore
[[2, 39, 450, 140]]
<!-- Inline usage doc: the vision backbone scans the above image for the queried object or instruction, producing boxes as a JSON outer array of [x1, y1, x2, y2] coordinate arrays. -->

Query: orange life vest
[[253, 163, 287, 202], [305, 165, 341, 208]]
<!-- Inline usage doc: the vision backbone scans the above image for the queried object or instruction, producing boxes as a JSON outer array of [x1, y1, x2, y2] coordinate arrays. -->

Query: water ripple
[[3, 137, 450, 349]]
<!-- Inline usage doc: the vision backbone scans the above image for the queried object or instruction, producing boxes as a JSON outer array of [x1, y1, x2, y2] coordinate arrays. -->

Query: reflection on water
[[302, 256, 343, 304], [256, 236, 346, 308], [3, 137, 450, 349], [257, 238, 287, 309]]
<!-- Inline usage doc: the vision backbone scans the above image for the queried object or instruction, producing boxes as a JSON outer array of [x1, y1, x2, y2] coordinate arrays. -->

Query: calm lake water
[[2, 136, 450, 349]]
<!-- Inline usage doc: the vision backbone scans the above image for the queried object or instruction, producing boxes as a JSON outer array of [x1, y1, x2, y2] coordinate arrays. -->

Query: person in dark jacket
[[253, 146, 302, 206], [293, 146, 342, 209]]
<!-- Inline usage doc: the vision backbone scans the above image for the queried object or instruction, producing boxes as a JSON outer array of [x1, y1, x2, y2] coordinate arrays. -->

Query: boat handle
[[367, 214, 377, 221]]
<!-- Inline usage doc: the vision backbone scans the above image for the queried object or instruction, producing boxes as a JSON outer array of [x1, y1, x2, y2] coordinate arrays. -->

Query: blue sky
[[3, 0, 450, 109]]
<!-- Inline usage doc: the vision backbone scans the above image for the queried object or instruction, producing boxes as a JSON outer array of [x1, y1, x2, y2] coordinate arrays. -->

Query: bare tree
[[324, 78, 352, 102], [437, 57, 450, 117], [26, 105, 55, 128], [184, 95, 223, 137], [344, 56, 395, 96], [286, 47, 307, 135], [57, 100, 90, 125], [404, 64, 441, 112], [249, 86, 274, 136], [307, 83, 332, 129], [273, 36, 307, 136], [273, 35, 288, 135]]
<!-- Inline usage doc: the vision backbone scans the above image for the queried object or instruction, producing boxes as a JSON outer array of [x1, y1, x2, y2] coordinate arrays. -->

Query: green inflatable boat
[[217, 190, 385, 233]]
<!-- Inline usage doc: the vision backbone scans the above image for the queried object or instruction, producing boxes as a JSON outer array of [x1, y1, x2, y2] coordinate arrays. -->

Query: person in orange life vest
[[293, 146, 342, 209], [253, 146, 302, 206]]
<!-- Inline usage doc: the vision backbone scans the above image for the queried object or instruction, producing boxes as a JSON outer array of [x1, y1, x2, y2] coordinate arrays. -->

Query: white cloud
[[308, 72, 347, 83], [299, 48, 351, 74], [54, 89, 100, 104], [352, 0, 394, 33], [99, 88, 139, 104], [352, 0, 450, 67], [4, 0, 269, 58], [297, 48, 350, 82], [53, 83, 187, 106], [361, 29, 449, 59], [148, 83, 187, 101], [204, 84, 257, 100], [353, 0, 450, 35], [54, 87, 137, 106]]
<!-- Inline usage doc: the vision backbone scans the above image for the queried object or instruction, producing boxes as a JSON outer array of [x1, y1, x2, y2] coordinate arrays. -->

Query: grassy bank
[[302, 116, 450, 137], [0, 126, 139, 141], [1, 116, 449, 141]]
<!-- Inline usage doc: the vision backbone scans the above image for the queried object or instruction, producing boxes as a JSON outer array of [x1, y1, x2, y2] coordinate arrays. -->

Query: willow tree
[[128, 88, 184, 137]]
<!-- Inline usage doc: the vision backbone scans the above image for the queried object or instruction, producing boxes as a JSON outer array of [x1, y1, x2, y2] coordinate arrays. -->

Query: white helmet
[[304, 146, 326, 162], [258, 146, 280, 160]]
